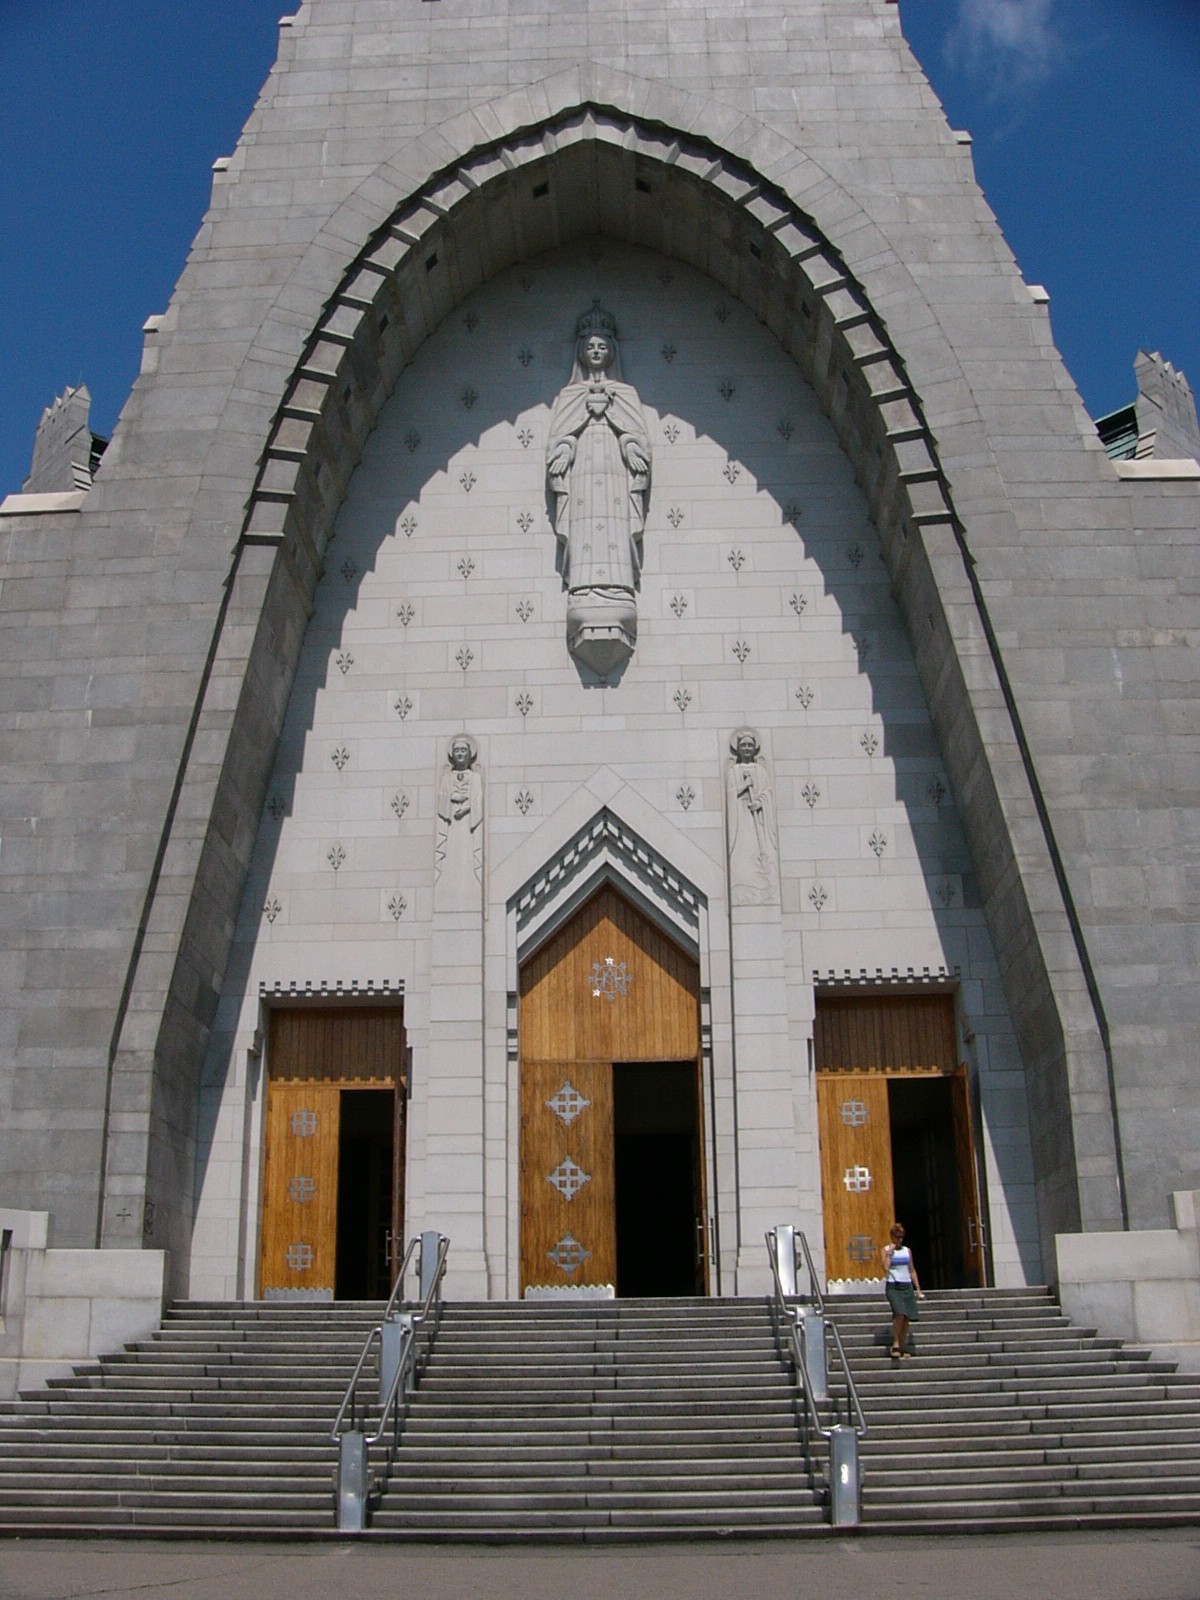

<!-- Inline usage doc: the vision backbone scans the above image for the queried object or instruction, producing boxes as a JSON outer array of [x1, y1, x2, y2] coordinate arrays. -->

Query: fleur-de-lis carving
[[847, 543, 864, 568], [331, 744, 349, 771], [658, 268, 674, 287], [391, 792, 409, 821], [783, 500, 801, 524], [518, 272, 533, 291], [461, 386, 478, 410], [856, 635, 873, 665], [727, 549, 745, 572], [732, 639, 751, 663], [327, 842, 346, 872], [718, 378, 736, 401], [664, 422, 680, 444], [457, 556, 475, 580], [795, 684, 815, 710], [673, 686, 692, 713], [459, 470, 476, 494], [398, 514, 417, 538], [936, 879, 957, 907], [778, 418, 795, 441], [268, 794, 287, 822], [517, 426, 534, 449], [809, 884, 828, 911], [388, 893, 408, 921], [715, 304, 731, 323], [670, 593, 688, 619], [517, 346, 534, 367], [456, 646, 474, 672], [263, 896, 282, 924], [341, 559, 358, 584], [516, 599, 534, 622], [676, 784, 696, 811], [667, 506, 684, 528], [927, 777, 948, 808], [860, 731, 880, 757], [790, 592, 807, 617], [515, 789, 534, 815], [404, 428, 421, 453], [661, 342, 677, 363], [397, 602, 415, 628], [464, 311, 479, 332], [516, 692, 534, 718], [394, 695, 414, 720], [517, 511, 533, 533], [724, 461, 741, 484], [335, 650, 353, 675], [802, 782, 821, 810], [869, 829, 888, 858]]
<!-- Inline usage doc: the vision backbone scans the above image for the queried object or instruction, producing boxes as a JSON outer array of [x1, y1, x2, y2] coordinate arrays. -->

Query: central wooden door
[[258, 1006, 407, 1300], [519, 887, 702, 1294]]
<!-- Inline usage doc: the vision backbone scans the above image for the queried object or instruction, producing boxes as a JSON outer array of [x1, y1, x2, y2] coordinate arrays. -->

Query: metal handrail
[[331, 1233, 449, 1531], [765, 1227, 866, 1439]]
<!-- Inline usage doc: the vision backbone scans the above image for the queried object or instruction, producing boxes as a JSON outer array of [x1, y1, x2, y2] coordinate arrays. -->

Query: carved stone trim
[[259, 977, 405, 1002]]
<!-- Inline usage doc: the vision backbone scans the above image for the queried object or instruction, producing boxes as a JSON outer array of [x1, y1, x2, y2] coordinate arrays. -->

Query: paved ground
[[1, 1532, 1198, 1600]]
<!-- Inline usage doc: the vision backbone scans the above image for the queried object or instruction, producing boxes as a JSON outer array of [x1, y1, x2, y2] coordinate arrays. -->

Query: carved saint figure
[[726, 728, 779, 906], [435, 734, 484, 910], [546, 301, 651, 677]]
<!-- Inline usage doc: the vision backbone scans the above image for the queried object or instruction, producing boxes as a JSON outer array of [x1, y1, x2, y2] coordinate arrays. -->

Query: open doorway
[[336, 1089, 395, 1300], [888, 1077, 963, 1290], [613, 1062, 704, 1297]]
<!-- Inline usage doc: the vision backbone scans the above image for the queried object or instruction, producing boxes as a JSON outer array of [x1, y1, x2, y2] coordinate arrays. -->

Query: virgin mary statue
[[546, 301, 651, 677]]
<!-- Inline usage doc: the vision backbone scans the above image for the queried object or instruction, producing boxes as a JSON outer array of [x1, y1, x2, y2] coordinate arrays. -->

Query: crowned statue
[[546, 301, 652, 677]]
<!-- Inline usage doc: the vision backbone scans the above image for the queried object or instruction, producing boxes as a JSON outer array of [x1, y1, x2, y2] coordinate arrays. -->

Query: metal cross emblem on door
[[285, 1241, 314, 1271], [547, 1234, 591, 1275], [290, 1109, 318, 1137], [843, 1164, 873, 1193], [546, 1081, 590, 1126], [840, 1099, 868, 1127], [589, 956, 631, 1001], [547, 1157, 591, 1202], [847, 1234, 876, 1263], [288, 1175, 316, 1204]]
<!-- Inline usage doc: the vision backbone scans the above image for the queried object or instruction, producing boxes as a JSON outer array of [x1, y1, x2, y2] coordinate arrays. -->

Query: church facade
[[1, 2, 1197, 1327]]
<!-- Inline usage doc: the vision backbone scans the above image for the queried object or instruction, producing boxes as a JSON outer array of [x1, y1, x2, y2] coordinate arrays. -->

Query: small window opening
[[635, 177, 652, 195], [532, 181, 549, 199], [425, 253, 438, 272]]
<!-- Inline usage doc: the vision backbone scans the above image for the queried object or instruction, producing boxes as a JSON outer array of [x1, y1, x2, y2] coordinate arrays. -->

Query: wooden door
[[952, 1065, 986, 1286], [816, 1073, 896, 1283], [259, 1081, 342, 1298], [519, 887, 701, 1293], [521, 1060, 616, 1289], [258, 1006, 406, 1299]]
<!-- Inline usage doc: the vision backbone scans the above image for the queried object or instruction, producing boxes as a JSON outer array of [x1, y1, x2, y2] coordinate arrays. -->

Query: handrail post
[[829, 1425, 861, 1528], [797, 1306, 829, 1404], [418, 1229, 441, 1303], [337, 1430, 369, 1531], [379, 1312, 414, 1407], [772, 1223, 799, 1297]]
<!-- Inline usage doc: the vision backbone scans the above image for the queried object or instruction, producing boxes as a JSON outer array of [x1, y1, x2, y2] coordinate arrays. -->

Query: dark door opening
[[336, 1089, 394, 1299], [613, 1062, 704, 1297], [887, 1076, 966, 1290]]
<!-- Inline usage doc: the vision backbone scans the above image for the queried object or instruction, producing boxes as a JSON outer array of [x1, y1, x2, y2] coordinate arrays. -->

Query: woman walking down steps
[[883, 1223, 924, 1359]]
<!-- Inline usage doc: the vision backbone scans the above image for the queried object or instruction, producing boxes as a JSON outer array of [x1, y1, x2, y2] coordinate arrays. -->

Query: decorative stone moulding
[[238, 105, 958, 643], [258, 978, 405, 1001], [812, 967, 958, 990]]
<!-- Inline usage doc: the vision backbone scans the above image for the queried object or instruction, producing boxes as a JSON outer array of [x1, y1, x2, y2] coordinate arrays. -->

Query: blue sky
[[1, 0, 1196, 494]]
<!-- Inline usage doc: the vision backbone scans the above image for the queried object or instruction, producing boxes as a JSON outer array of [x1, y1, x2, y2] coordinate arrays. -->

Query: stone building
[[1, 0, 1197, 1376]]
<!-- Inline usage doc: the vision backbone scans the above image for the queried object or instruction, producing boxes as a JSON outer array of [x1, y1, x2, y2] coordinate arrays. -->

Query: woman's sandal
[[889, 1346, 901, 1360]]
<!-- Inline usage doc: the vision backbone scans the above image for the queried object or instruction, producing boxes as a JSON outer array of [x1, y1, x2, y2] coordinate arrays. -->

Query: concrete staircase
[[0, 1289, 1197, 1539]]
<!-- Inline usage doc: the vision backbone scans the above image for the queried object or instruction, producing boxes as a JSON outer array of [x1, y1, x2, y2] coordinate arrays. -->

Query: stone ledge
[[0, 489, 87, 516], [1113, 458, 1200, 480]]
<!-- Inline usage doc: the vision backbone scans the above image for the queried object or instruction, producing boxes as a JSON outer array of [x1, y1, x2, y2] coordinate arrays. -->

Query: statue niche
[[546, 301, 651, 678]]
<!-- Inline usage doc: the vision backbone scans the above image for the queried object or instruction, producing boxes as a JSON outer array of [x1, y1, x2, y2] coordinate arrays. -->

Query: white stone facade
[[191, 243, 1041, 1301]]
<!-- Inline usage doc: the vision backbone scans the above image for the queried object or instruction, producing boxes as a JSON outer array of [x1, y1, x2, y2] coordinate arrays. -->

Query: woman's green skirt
[[886, 1281, 919, 1320]]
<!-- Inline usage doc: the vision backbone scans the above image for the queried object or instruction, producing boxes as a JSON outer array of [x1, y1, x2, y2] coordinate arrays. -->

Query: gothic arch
[[108, 93, 1120, 1276]]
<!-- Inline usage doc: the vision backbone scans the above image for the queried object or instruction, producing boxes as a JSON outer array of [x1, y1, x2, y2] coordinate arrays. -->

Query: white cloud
[[947, 0, 1062, 89]]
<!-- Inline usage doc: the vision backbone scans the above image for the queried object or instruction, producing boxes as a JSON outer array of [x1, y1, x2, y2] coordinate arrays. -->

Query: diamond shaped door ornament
[[547, 1157, 591, 1202], [546, 1081, 590, 1127], [589, 956, 631, 1002], [290, 1110, 318, 1137], [547, 1234, 591, 1275], [840, 1099, 868, 1127], [843, 1165, 873, 1193]]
